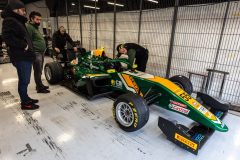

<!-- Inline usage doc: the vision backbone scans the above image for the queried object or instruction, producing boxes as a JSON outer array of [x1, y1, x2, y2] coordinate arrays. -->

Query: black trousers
[[135, 50, 149, 72], [33, 52, 44, 90]]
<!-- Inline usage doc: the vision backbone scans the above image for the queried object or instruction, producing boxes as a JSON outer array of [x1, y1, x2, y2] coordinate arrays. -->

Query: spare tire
[[169, 75, 193, 95], [113, 93, 149, 132], [44, 62, 63, 84]]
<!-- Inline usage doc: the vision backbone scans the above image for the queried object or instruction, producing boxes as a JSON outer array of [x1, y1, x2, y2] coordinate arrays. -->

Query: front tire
[[113, 93, 149, 132], [169, 75, 193, 95], [44, 62, 63, 84]]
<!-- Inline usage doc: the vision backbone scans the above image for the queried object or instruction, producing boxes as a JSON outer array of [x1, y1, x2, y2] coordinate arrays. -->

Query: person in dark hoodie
[[1, 0, 39, 110], [52, 26, 77, 63]]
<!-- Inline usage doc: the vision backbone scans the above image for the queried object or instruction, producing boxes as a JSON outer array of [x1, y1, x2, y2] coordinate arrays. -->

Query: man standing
[[26, 11, 50, 93], [1, 0, 39, 110], [52, 26, 77, 63], [116, 43, 149, 72]]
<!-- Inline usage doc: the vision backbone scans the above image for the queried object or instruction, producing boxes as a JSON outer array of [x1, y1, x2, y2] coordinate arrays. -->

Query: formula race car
[[44, 48, 229, 155]]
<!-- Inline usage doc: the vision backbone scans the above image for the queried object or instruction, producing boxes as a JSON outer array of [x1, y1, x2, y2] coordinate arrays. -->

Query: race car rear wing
[[158, 92, 229, 155]]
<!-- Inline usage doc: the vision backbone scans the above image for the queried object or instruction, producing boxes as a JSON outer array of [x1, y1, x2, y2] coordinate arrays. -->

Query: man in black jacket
[[1, 0, 39, 110], [116, 43, 149, 72], [52, 26, 77, 62]]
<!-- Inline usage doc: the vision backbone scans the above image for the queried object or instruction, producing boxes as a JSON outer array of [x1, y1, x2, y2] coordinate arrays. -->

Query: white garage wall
[[97, 12, 114, 57], [82, 14, 96, 51], [215, 1, 240, 103], [140, 8, 174, 77], [116, 11, 139, 45]]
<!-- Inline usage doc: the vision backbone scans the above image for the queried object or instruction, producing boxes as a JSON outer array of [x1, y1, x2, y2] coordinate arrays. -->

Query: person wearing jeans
[[1, 0, 39, 110], [26, 11, 50, 93], [12, 61, 32, 103]]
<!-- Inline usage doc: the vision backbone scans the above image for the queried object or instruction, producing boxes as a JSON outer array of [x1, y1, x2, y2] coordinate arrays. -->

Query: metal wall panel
[[214, 1, 240, 104], [97, 13, 114, 57], [58, 16, 67, 30], [82, 13, 96, 51], [140, 8, 174, 76], [170, 3, 227, 96], [115, 11, 139, 47], [68, 15, 80, 41]]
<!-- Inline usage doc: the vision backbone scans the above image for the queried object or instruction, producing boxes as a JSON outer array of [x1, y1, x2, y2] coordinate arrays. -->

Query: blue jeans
[[12, 61, 33, 103]]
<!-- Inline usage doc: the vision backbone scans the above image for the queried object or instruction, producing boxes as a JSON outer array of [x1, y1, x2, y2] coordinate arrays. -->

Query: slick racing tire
[[169, 75, 193, 95], [113, 93, 149, 132], [44, 62, 63, 84]]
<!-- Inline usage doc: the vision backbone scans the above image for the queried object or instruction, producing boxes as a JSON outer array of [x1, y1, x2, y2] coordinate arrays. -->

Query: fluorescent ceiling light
[[147, 0, 158, 4], [71, 2, 76, 6], [83, 5, 100, 10], [89, 0, 98, 1], [107, 2, 124, 7]]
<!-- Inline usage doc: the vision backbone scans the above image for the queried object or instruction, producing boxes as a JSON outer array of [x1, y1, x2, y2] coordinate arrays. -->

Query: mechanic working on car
[[52, 26, 78, 63], [116, 43, 149, 72], [26, 11, 50, 94], [1, 0, 39, 110]]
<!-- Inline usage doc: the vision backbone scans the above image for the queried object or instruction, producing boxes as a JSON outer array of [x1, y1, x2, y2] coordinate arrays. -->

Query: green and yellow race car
[[44, 48, 229, 155]]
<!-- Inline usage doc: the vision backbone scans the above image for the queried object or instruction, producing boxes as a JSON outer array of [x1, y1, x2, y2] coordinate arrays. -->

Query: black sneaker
[[36, 85, 49, 90], [42, 85, 49, 90], [37, 89, 50, 93], [21, 102, 39, 110], [28, 98, 39, 103]]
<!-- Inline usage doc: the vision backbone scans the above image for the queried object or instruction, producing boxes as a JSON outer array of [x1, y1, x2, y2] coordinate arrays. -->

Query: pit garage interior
[[0, 0, 240, 159]]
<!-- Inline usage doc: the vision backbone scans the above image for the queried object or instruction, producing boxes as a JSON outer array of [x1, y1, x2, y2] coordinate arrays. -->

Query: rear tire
[[169, 75, 193, 95], [113, 93, 149, 132], [44, 62, 64, 84]]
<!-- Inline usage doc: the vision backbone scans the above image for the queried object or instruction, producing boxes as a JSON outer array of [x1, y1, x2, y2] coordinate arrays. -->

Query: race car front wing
[[158, 92, 229, 155]]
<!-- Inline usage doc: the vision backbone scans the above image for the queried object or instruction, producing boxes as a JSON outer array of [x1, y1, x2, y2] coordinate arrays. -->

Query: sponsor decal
[[193, 102, 197, 106], [169, 101, 190, 115], [170, 100, 187, 108], [132, 107, 138, 128], [115, 80, 123, 89], [193, 133, 205, 142], [198, 105, 217, 120], [198, 106, 208, 114], [175, 133, 198, 150], [129, 76, 141, 95], [179, 92, 192, 101], [129, 102, 134, 106], [175, 90, 218, 121], [120, 74, 143, 96]]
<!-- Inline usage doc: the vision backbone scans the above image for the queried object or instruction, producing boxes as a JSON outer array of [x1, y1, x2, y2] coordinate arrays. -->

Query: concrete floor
[[0, 58, 240, 160]]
